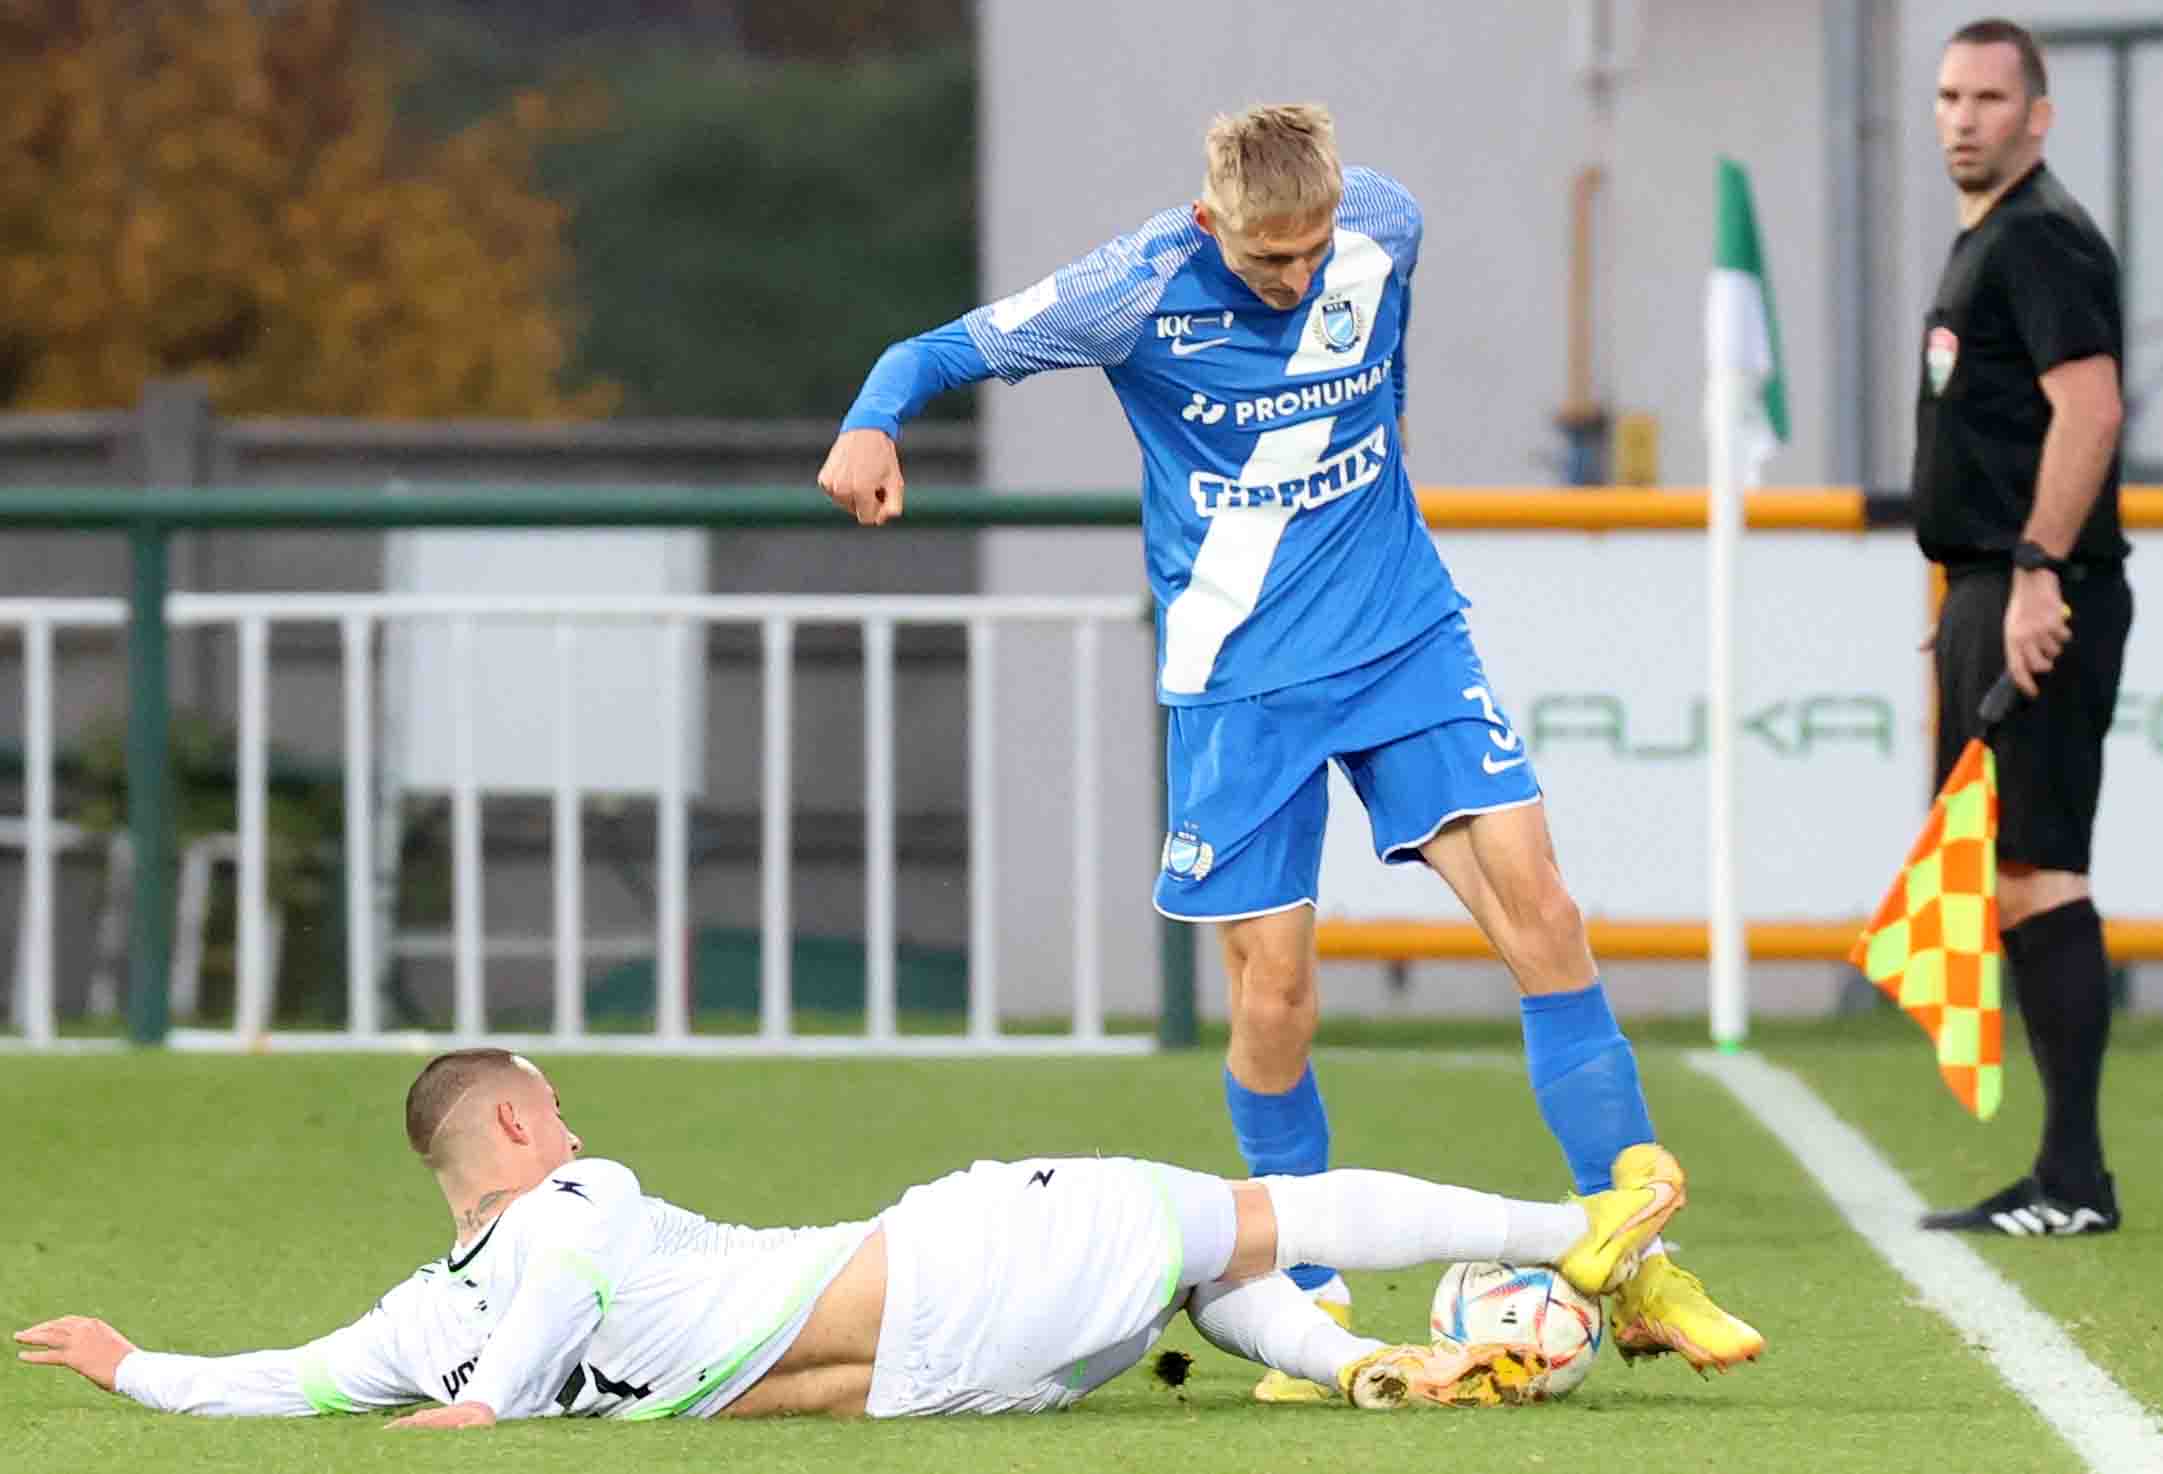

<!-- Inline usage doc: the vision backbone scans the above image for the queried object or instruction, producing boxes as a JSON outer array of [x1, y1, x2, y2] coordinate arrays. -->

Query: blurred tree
[[0, 0, 615, 416], [730, 0, 969, 59], [372, 0, 970, 59], [375, 0, 743, 53], [543, 46, 976, 418]]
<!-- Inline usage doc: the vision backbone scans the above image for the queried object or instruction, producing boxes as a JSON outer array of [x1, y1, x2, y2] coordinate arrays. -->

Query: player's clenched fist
[[15, 1315, 137, 1392], [818, 428, 906, 526]]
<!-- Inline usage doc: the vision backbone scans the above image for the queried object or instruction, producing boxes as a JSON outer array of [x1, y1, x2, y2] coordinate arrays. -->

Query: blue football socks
[[1520, 980, 1657, 1194], [1225, 1064, 1336, 1292]]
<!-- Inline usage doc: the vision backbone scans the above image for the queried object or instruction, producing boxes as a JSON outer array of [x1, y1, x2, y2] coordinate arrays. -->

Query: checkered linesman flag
[[1848, 677, 2018, 1120]]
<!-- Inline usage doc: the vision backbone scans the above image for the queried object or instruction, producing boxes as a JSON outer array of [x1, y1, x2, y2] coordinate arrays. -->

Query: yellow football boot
[[1610, 1252, 1765, 1372], [1253, 1277, 1352, 1403], [1338, 1342, 1549, 1410], [1556, 1143, 1688, 1297]]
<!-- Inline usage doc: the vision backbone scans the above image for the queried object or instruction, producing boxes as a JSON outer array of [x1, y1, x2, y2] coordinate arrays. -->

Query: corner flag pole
[[1706, 358, 1746, 1048], [1705, 158, 1788, 1049]]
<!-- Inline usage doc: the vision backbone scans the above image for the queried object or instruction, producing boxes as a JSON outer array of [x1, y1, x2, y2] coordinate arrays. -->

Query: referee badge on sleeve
[[1925, 326, 1959, 395]]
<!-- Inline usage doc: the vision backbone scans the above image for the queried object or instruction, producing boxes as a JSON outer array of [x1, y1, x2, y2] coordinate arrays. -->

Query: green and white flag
[[1705, 157, 1789, 483], [1703, 157, 1790, 1049]]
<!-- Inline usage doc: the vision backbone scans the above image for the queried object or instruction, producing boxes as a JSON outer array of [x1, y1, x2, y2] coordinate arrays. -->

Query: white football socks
[[1261, 1170, 1589, 1271], [1187, 1270, 1381, 1388], [1509, 1198, 1593, 1265]]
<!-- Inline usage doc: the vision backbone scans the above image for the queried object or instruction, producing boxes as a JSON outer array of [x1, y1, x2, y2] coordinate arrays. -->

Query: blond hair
[[1201, 103, 1343, 232]]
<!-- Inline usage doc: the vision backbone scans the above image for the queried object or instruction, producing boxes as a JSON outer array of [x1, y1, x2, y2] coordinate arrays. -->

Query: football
[[1429, 1260, 1604, 1400]]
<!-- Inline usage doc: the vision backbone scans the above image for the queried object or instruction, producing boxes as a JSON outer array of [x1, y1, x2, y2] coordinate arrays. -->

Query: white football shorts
[[865, 1156, 1232, 1416]]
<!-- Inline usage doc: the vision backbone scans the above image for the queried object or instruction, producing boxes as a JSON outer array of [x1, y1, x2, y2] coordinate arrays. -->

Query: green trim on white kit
[[621, 1240, 857, 1421], [547, 1247, 615, 1318], [297, 1354, 363, 1415], [1146, 1164, 1184, 1309]]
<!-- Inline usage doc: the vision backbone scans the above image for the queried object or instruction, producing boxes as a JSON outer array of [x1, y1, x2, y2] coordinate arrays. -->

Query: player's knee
[[1233, 985, 1312, 1034], [1499, 869, 1584, 950], [1234, 948, 1315, 1013], [1229, 956, 1316, 1055], [1229, 991, 1316, 1072]]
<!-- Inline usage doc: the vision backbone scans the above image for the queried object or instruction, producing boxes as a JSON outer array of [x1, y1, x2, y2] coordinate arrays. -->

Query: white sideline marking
[[1689, 1049, 2163, 1472], [0, 1037, 127, 1054]]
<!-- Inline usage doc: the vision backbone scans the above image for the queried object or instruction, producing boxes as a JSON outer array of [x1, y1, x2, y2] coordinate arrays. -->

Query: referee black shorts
[[1933, 563, 2134, 874]]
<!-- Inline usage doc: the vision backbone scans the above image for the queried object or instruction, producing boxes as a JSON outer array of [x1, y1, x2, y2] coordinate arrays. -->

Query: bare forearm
[[2023, 394, 2120, 555]]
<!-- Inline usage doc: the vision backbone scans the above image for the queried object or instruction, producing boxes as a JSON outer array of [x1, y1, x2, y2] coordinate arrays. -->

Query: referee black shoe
[[1920, 1175, 2120, 1237]]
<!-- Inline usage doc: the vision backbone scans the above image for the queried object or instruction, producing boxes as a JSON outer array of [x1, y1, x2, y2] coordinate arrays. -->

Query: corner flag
[[1849, 676, 2015, 1120], [1705, 158, 1789, 482], [1702, 157, 1788, 1046]]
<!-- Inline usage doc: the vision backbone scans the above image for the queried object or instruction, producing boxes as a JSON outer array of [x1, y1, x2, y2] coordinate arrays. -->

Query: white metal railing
[[3, 599, 123, 1048], [0, 594, 1150, 1055]]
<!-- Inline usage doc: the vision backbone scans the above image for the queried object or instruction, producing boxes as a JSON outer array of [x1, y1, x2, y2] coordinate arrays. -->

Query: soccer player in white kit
[[17, 1050, 1686, 1424]]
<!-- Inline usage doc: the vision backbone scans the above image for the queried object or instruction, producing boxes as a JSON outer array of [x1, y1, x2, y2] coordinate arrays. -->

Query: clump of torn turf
[[1152, 1350, 1194, 1390]]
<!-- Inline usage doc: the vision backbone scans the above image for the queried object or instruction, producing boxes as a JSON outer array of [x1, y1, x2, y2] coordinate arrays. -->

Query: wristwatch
[[2012, 540, 2070, 577]]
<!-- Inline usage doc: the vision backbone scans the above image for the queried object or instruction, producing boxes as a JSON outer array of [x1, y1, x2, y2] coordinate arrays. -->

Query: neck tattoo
[[459, 1188, 512, 1238]]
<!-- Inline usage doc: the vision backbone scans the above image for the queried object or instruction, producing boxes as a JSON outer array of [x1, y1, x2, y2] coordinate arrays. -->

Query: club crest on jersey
[[1315, 293, 1363, 353], [1926, 326, 1958, 395], [1161, 826, 1213, 882]]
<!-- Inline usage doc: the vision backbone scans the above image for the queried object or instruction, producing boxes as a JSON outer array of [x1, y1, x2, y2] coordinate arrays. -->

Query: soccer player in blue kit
[[820, 103, 1762, 1392]]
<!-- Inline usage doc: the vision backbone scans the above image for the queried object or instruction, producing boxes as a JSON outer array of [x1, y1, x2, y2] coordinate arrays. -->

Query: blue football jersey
[[961, 167, 1464, 705]]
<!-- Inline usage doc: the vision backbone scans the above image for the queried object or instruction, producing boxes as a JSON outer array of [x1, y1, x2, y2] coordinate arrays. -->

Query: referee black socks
[[2003, 898, 2113, 1201]]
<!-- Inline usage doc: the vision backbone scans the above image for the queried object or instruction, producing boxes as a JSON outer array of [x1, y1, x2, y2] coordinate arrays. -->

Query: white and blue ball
[[1429, 1260, 1604, 1400]]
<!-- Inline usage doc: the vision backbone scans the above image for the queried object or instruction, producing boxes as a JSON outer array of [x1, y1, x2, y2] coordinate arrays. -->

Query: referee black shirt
[[1912, 161, 2127, 567]]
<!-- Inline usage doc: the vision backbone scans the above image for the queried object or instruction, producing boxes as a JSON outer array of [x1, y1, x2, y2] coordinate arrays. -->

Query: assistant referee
[[1912, 18, 2131, 1238]]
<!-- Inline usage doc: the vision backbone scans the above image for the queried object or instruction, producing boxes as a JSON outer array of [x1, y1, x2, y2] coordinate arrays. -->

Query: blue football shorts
[[1152, 611, 1542, 922]]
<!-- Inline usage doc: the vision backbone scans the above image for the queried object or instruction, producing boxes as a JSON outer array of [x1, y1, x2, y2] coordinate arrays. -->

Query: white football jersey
[[114, 1159, 874, 1421]]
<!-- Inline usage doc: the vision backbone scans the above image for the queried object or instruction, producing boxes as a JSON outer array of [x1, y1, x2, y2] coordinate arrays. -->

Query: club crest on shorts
[[1160, 826, 1214, 882], [1315, 293, 1363, 354], [1926, 325, 1958, 395]]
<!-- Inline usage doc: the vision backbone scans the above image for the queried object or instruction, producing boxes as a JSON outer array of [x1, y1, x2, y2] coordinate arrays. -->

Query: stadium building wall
[[978, 2, 2163, 1022]]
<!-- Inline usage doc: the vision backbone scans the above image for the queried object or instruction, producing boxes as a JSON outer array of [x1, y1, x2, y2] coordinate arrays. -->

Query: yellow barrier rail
[[1413, 486, 2163, 531], [1314, 919, 2163, 962], [1361, 487, 2163, 965]]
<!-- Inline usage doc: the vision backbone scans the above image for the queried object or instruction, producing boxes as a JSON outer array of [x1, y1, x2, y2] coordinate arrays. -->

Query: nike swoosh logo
[[1481, 752, 1528, 775], [1584, 1179, 1678, 1260], [1169, 336, 1231, 357], [1609, 1180, 1679, 1243]]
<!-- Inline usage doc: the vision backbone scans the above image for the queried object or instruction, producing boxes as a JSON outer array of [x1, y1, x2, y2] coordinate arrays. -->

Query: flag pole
[[1705, 157, 1767, 1051], [1707, 361, 1746, 1049], [1705, 156, 1784, 1050]]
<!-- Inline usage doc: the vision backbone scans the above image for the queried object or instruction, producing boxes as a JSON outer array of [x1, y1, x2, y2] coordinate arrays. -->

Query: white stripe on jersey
[[963, 206, 1199, 380], [1159, 417, 1331, 694], [1285, 229, 1391, 377], [1158, 227, 1398, 695]]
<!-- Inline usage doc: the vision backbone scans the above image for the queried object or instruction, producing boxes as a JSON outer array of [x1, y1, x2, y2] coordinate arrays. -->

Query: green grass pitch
[[5, 1013, 2157, 1473]]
